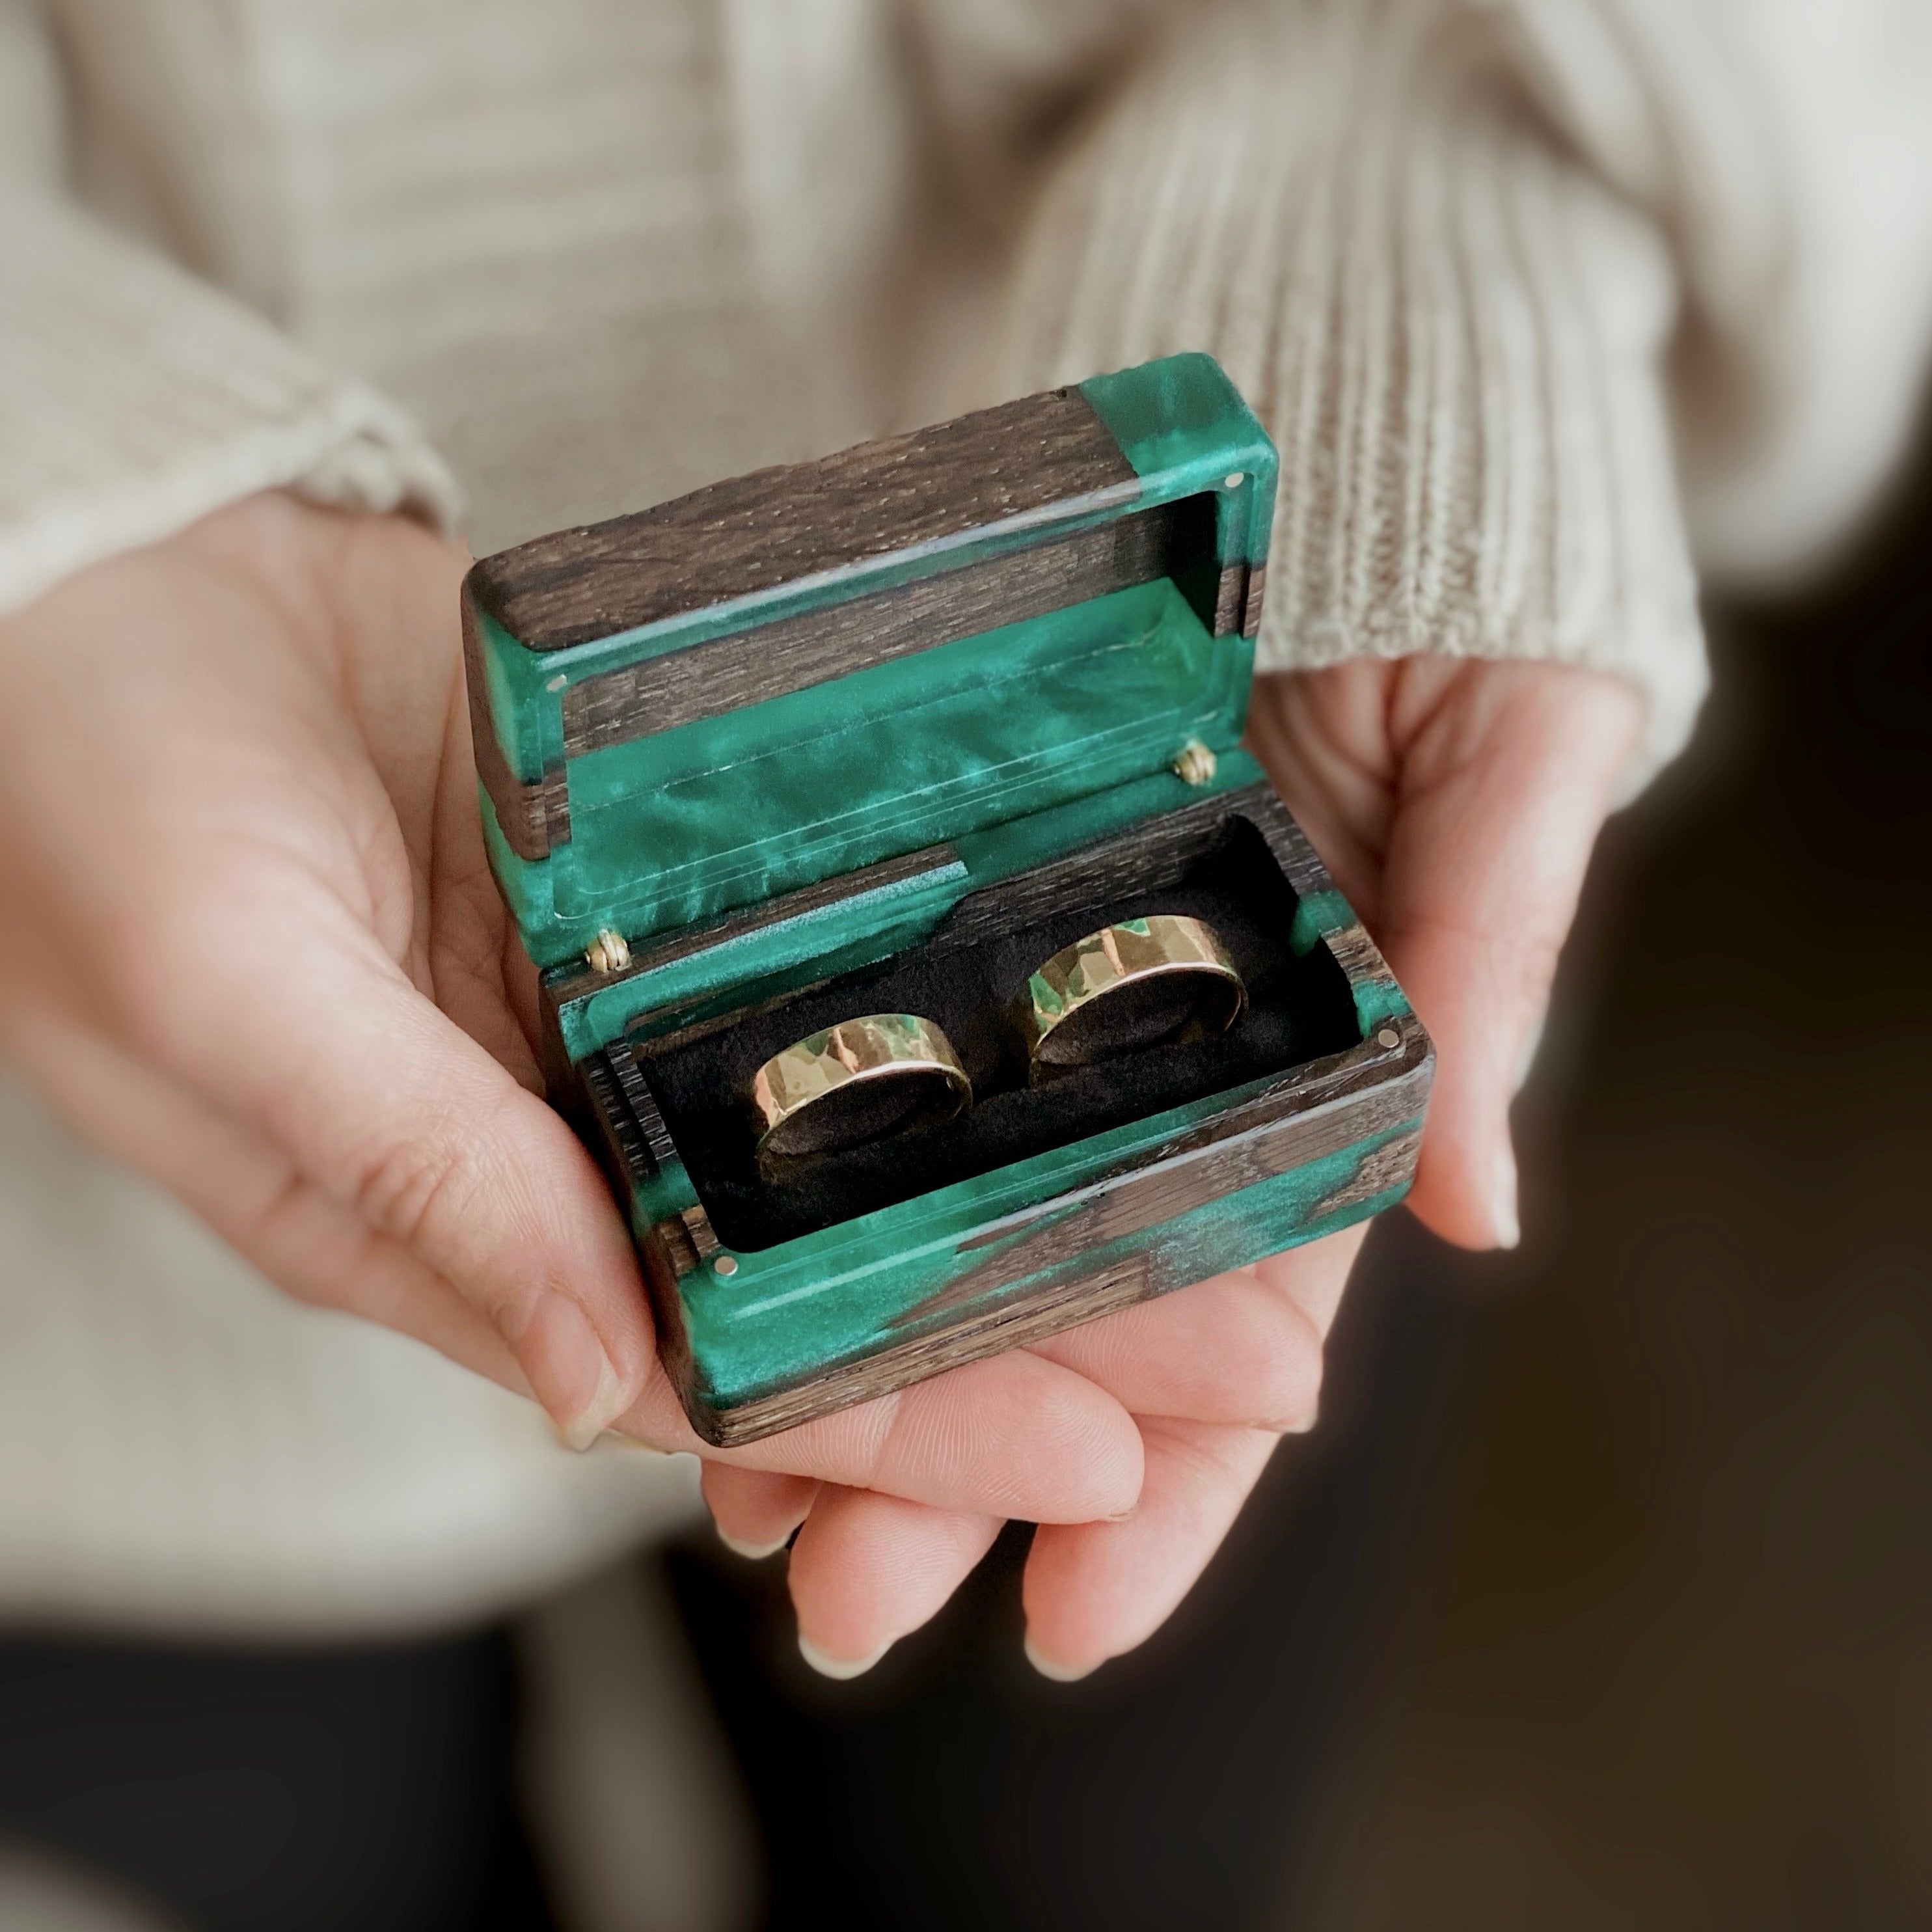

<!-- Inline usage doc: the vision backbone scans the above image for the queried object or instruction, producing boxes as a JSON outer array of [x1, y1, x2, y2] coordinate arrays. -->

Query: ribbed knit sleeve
[[0, 0, 457, 612], [978, 0, 1709, 782], [0, 191, 460, 616]]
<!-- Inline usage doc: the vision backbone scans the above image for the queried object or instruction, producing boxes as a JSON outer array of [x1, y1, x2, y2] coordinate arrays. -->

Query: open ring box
[[463, 354, 1433, 1445]]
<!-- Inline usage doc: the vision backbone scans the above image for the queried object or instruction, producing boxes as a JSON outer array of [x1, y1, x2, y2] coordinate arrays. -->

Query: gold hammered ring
[[1018, 916, 1245, 1076], [751, 1014, 972, 1171]]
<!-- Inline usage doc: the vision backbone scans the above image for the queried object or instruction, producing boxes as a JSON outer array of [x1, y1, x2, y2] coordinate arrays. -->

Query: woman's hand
[[8, 498, 1495, 1555], [1249, 656, 1646, 1251], [0, 492, 1640, 1670], [0, 493, 1167, 1525], [716, 655, 1644, 1678]]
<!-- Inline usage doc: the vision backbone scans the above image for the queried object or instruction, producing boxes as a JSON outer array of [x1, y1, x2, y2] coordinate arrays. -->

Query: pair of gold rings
[[750, 916, 1244, 1171]]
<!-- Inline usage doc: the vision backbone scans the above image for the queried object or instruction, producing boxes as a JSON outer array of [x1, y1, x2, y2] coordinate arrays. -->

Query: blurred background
[[3, 383, 1927, 1932], [6, 0, 1932, 1925]]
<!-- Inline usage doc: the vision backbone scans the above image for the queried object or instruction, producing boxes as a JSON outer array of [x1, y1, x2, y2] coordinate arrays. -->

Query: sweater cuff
[[977, 3, 1709, 789], [0, 195, 461, 617]]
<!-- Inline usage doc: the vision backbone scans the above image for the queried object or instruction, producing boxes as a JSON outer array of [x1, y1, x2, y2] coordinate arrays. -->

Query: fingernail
[[1491, 1143, 1521, 1250], [716, 1525, 791, 1561], [798, 1635, 890, 1680], [1024, 1637, 1098, 1683], [513, 1292, 630, 1451]]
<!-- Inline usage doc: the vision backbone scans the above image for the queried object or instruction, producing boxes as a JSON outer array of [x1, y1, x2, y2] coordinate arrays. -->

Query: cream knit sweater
[[4, 0, 1932, 1631]]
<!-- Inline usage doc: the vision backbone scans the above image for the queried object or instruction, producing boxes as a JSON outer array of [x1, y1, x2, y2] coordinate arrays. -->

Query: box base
[[644, 1014, 1429, 1446]]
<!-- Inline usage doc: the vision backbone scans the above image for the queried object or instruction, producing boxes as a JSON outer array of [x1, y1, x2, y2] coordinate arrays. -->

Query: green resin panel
[[474, 353, 1279, 971], [554, 578, 1247, 942], [556, 753, 1272, 1066], [668, 1109, 1418, 1421]]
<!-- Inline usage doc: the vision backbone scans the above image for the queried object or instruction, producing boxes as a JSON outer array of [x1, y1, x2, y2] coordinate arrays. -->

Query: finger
[[787, 1486, 1003, 1677], [24, 995, 1152, 1517], [3, 1004, 523, 1392], [1023, 1419, 1279, 1680], [1027, 1266, 1324, 1430], [1250, 1221, 1369, 1342], [623, 1346, 1145, 1523], [701, 1464, 819, 1559], [1376, 664, 1643, 1249], [138, 901, 653, 1449]]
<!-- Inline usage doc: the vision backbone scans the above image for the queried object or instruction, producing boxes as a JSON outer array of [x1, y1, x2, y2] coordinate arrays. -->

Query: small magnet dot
[[545, 674, 567, 692], [713, 1255, 739, 1277], [1223, 471, 1245, 490], [1376, 1027, 1400, 1049]]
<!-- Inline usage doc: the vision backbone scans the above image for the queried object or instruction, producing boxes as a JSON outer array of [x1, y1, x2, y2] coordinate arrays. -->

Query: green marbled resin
[[671, 1113, 1417, 1419], [558, 752, 1267, 1064], [1080, 354, 1275, 566]]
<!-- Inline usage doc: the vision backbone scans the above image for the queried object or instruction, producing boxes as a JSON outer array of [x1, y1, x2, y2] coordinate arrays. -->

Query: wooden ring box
[[461, 355, 1433, 1445]]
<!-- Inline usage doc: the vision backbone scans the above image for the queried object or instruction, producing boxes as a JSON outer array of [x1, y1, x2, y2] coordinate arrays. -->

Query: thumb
[[1376, 662, 1644, 1250], [154, 901, 653, 1447]]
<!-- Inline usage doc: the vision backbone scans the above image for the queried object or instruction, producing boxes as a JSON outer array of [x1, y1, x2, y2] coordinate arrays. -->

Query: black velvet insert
[[638, 810, 1359, 1251]]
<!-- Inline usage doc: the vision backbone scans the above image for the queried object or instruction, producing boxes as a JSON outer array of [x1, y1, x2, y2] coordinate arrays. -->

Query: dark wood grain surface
[[476, 497, 1224, 847], [1242, 562, 1268, 638], [466, 386, 1137, 653], [1213, 564, 1247, 638], [924, 783, 1266, 959], [918, 1022, 1428, 1314], [1242, 786, 1409, 1014], [652, 1250, 1158, 1447], [475, 499, 1223, 849], [558, 495, 1210, 756], [578, 1047, 659, 1193]]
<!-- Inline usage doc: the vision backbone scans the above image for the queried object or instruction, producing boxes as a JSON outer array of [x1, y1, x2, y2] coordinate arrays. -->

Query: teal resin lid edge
[[1078, 354, 1276, 569]]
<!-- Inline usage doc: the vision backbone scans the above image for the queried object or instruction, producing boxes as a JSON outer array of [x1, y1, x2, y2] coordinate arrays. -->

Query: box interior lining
[[636, 809, 1359, 1251]]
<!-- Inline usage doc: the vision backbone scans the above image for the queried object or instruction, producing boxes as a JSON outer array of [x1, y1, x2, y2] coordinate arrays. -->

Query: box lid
[[463, 353, 1277, 970]]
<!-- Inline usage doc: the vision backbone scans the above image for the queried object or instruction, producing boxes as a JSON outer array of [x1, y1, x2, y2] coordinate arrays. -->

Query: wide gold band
[[1018, 916, 1245, 1074], [751, 1013, 971, 1169]]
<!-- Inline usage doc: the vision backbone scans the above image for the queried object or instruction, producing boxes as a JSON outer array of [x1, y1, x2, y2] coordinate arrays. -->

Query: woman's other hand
[[738, 656, 1644, 1678]]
